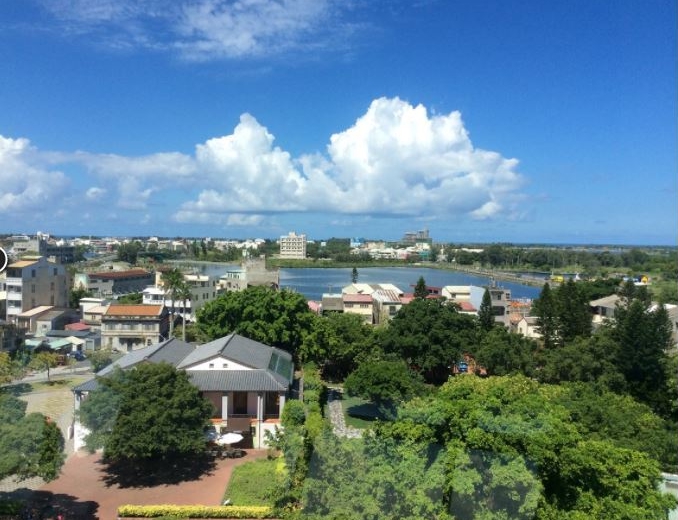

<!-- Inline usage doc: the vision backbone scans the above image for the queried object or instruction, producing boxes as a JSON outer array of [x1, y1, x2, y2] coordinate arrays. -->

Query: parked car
[[68, 351, 86, 362]]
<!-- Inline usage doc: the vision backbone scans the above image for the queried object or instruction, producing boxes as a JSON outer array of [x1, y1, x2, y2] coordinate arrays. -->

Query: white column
[[278, 393, 286, 419], [221, 394, 228, 421]]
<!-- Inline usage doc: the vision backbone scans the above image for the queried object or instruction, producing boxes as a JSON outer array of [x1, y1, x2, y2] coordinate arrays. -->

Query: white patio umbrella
[[217, 432, 244, 446]]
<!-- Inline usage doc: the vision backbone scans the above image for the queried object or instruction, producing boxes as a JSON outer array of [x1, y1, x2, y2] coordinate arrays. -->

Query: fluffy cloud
[[0, 135, 68, 215], [1, 97, 525, 231], [176, 97, 524, 223]]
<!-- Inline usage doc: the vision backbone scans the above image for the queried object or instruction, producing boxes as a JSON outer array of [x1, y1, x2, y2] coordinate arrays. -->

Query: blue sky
[[0, 0, 675, 245]]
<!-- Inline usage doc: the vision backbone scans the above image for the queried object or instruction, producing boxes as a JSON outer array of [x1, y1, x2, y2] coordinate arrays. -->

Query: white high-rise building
[[279, 232, 307, 259]]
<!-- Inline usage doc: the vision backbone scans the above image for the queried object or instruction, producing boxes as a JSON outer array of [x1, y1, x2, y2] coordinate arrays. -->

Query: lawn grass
[[223, 457, 284, 506], [340, 395, 385, 429]]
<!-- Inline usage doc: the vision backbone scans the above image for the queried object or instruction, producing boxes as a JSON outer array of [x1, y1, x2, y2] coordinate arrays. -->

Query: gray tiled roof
[[97, 338, 193, 376], [73, 378, 100, 393], [188, 369, 289, 392], [75, 334, 293, 395], [176, 333, 292, 376]]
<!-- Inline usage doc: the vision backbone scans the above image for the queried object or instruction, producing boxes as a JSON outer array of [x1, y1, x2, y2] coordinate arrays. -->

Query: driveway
[[34, 449, 267, 520]]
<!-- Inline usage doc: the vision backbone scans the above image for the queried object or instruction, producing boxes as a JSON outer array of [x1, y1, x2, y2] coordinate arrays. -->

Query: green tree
[[381, 298, 477, 384], [351, 267, 358, 284], [78, 370, 123, 451], [478, 288, 495, 332], [388, 375, 676, 518], [0, 393, 65, 481], [299, 312, 378, 380], [88, 349, 113, 373], [69, 286, 93, 308], [554, 279, 591, 343], [532, 283, 559, 349], [0, 351, 18, 384], [196, 286, 315, 359], [613, 294, 674, 416], [116, 292, 142, 304], [473, 327, 538, 376], [86, 363, 214, 463], [302, 432, 450, 520], [537, 331, 625, 391], [116, 241, 142, 264], [344, 360, 424, 418], [29, 351, 59, 382], [413, 276, 428, 299], [162, 268, 186, 338]]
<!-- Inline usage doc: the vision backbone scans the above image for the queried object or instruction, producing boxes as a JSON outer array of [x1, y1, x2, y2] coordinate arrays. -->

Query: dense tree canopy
[[344, 360, 424, 417], [0, 393, 65, 481], [381, 298, 477, 384], [299, 312, 378, 380], [377, 375, 676, 519], [79, 363, 214, 463], [196, 286, 315, 359]]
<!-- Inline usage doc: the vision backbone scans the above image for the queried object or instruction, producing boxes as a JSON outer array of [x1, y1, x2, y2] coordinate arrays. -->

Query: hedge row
[[117, 504, 275, 518]]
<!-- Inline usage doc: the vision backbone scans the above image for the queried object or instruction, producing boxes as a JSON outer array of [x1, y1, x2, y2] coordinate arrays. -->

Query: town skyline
[[1, 1, 675, 246]]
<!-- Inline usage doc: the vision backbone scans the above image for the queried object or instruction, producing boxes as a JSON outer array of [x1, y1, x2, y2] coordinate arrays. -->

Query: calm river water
[[183, 262, 541, 302], [278, 267, 541, 301]]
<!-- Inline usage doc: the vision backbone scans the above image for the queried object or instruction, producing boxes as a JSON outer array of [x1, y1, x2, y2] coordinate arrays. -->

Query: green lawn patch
[[223, 458, 284, 507], [340, 395, 386, 429]]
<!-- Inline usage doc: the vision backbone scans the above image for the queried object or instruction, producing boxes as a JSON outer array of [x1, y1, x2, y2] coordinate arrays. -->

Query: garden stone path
[[327, 388, 362, 439]]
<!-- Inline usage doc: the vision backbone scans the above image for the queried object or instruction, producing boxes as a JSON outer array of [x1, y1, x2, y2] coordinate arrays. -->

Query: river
[[180, 262, 541, 302]]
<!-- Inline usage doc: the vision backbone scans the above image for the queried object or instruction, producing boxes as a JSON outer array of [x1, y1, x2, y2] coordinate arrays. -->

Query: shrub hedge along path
[[35, 449, 268, 520]]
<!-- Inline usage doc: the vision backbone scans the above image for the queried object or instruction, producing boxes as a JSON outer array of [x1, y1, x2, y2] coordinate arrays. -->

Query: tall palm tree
[[161, 268, 184, 338], [175, 282, 192, 341]]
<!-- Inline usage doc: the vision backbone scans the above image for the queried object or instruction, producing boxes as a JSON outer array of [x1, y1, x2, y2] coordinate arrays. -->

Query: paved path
[[327, 388, 361, 439]]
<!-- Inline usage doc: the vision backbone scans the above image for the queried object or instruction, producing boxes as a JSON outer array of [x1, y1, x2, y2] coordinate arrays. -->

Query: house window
[[53, 268, 57, 275], [222, 363, 228, 368], [31, 270, 36, 278], [209, 363, 214, 369]]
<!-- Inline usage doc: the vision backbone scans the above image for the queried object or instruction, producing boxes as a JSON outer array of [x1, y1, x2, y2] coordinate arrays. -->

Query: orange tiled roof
[[104, 304, 163, 317]]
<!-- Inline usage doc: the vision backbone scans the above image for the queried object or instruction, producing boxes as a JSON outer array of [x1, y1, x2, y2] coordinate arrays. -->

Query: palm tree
[[175, 282, 192, 341], [161, 268, 185, 338]]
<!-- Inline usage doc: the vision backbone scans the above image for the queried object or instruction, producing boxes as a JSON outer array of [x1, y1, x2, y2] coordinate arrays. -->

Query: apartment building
[[1, 256, 69, 324], [101, 304, 169, 352], [73, 268, 154, 297], [143, 271, 220, 322], [279, 232, 307, 259]]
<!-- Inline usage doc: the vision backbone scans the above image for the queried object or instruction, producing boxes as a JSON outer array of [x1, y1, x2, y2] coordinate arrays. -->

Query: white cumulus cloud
[[175, 97, 524, 224], [0, 135, 68, 215], [0, 97, 526, 232]]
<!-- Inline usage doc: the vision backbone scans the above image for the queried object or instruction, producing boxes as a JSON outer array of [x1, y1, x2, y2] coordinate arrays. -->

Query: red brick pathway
[[36, 450, 267, 520]]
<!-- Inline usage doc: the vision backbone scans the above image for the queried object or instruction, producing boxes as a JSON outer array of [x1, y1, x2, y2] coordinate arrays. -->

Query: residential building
[[342, 293, 374, 324], [16, 306, 78, 336], [279, 232, 307, 259], [1, 256, 68, 324], [72, 333, 294, 450], [143, 270, 220, 322], [442, 284, 512, 327], [73, 269, 154, 298], [101, 304, 169, 352], [218, 257, 279, 293]]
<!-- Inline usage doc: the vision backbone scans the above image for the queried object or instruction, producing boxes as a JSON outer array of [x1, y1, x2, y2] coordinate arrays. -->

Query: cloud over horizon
[[0, 97, 526, 232]]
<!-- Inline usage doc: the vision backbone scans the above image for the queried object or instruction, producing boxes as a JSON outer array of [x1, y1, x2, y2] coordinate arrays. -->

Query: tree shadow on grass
[[1, 382, 33, 396], [346, 402, 387, 421], [100, 452, 217, 488], [0, 488, 99, 519]]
